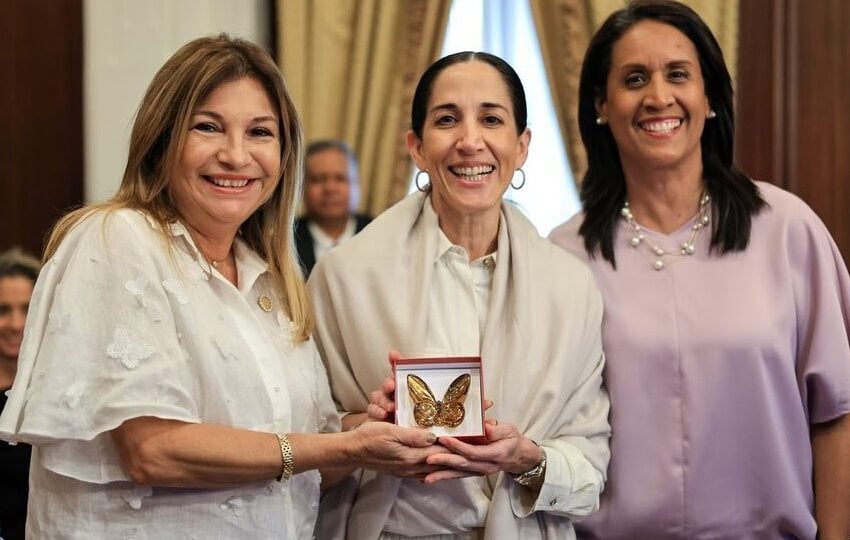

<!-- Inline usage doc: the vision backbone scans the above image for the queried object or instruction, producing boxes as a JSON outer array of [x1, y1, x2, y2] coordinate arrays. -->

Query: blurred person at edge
[[0, 34, 444, 538], [294, 139, 371, 276], [0, 248, 40, 540], [310, 51, 610, 539], [548, 1, 850, 539]]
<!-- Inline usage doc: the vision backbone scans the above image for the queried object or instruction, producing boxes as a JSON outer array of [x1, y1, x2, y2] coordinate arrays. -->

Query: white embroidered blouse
[[0, 208, 339, 539]]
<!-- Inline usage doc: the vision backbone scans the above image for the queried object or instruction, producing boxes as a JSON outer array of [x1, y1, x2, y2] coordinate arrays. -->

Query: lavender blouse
[[549, 182, 850, 540]]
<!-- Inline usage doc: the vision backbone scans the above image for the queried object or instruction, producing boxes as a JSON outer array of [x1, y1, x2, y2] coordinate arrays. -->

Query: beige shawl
[[310, 192, 610, 539]]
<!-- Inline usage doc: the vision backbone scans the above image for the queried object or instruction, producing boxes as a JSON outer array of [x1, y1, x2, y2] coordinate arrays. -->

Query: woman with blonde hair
[[0, 34, 440, 538]]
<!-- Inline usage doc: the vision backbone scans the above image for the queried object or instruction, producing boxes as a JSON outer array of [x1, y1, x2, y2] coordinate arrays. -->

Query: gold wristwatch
[[511, 441, 547, 486]]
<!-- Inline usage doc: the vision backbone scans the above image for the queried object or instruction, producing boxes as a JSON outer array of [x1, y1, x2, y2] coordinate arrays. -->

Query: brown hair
[[0, 248, 41, 283], [45, 34, 312, 340]]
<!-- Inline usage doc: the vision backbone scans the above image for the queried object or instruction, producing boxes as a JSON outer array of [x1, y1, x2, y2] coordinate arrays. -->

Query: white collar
[[166, 219, 269, 292], [425, 198, 499, 268]]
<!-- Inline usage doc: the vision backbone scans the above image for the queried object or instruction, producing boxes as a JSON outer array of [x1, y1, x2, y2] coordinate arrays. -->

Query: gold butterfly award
[[407, 373, 471, 428]]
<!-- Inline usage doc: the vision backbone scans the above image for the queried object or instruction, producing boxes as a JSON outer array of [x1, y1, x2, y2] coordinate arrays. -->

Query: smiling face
[[597, 20, 711, 176], [0, 276, 34, 362], [407, 60, 530, 224], [169, 76, 281, 238]]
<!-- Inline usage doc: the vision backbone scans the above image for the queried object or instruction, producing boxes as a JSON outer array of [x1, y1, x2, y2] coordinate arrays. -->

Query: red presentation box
[[393, 355, 484, 439]]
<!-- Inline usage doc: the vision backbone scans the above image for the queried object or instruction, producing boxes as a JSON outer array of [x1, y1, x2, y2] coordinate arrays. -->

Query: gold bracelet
[[275, 433, 294, 481]]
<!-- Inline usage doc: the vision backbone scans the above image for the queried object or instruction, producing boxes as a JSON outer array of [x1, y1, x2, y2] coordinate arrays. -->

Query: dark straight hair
[[577, 0, 766, 267], [410, 51, 528, 138], [0, 248, 40, 282]]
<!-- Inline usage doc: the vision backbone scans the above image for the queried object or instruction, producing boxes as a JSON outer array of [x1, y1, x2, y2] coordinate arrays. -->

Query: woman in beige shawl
[[310, 52, 610, 539]]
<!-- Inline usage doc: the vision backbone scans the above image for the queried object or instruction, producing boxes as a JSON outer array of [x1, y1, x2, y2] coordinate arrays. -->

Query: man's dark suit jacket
[[294, 214, 372, 276]]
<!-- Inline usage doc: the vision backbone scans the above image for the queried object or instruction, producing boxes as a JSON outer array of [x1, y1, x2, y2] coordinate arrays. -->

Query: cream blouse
[[311, 192, 610, 540], [0, 209, 339, 539]]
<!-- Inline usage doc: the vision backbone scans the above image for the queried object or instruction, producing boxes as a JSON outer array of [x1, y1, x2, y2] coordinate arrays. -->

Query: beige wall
[[83, 0, 271, 202]]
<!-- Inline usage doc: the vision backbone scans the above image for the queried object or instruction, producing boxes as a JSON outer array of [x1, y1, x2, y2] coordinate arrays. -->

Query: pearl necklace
[[620, 193, 711, 271]]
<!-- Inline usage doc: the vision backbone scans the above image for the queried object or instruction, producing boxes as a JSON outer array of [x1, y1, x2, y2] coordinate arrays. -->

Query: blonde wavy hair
[[45, 34, 312, 340]]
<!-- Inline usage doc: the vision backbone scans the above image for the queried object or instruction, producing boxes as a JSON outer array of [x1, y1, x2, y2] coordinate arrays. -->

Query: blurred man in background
[[295, 140, 371, 275]]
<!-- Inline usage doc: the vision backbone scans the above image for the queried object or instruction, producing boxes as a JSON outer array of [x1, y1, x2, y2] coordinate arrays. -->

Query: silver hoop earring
[[414, 170, 430, 192], [510, 168, 526, 190], [707, 110, 717, 119]]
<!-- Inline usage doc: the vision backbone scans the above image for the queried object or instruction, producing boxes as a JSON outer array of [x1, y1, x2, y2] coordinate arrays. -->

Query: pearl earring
[[596, 117, 606, 125], [707, 110, 717, 119]]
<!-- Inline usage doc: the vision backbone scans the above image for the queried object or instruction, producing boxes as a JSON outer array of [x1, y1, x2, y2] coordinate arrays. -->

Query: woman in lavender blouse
[[549, 1, 850, 539]]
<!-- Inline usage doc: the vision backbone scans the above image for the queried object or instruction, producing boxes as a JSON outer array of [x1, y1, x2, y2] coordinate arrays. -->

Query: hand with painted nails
[[344, 421, 446, 478], [421, 420, 543, 486]]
